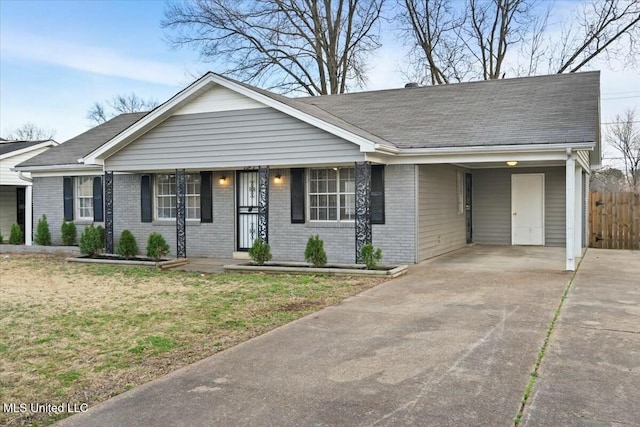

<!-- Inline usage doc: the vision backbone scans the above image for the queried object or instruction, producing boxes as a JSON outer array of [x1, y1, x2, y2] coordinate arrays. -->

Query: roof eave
[[394, 141, 595, 156]]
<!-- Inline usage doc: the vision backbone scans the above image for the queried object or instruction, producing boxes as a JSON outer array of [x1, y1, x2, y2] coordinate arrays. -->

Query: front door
[[237, 170, 259, 251], [511, 174, 544, 245]]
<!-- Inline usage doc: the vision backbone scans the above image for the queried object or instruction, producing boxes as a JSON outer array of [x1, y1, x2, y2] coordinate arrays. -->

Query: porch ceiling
[[454, 160, 566, 169]]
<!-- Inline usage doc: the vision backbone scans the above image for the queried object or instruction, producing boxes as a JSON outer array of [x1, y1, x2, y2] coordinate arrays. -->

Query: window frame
[[154, 173, 201, 221], [75, 176, 94, 220], [307, 167, 355, 223]]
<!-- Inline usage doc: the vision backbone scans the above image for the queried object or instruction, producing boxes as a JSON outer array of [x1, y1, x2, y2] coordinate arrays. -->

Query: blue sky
[[1, 0, 639, 166]]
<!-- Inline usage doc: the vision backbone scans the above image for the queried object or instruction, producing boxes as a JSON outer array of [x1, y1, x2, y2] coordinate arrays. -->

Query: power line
[[601, 95, 640, 101], [601, 121, 640, 125]]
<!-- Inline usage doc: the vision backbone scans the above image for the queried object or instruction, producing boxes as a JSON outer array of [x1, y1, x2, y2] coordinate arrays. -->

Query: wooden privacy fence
[[589, 191, 640, 249]]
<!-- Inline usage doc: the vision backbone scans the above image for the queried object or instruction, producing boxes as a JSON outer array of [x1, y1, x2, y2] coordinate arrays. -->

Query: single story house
[[16, 71, 600, 270], [0, 139, 58, 243]]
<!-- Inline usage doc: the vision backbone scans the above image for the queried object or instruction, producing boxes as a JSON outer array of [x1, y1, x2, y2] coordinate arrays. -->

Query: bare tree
[[590, 166, 627, 192], [606, 109, 640, 192], [398, 0, 640, 83], [5, 123, 56, 141], [554, 0, 640, 74], [399, 0, 469, 85], [162, 0, 385, 95], [87, 93, 159, 124]]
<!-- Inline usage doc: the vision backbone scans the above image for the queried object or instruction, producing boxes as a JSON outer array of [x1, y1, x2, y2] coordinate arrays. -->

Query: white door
[[511, 174, 544, 245]]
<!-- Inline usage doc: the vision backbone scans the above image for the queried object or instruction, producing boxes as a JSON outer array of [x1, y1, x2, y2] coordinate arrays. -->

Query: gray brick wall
[[32, 176, 103, 246], [269, 165, 417, 264], [372, 164, 417, 264], [33, 166, 418, 264], [112, 173, 235, 258]]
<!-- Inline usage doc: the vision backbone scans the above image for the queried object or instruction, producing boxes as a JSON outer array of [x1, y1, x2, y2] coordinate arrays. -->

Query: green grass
[[0, 254, 384, 426]]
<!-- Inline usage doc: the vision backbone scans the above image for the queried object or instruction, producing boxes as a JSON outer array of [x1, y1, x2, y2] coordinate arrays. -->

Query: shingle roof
[[295, 71, 600, 149], [17, 72, 599, 169], [19, 113, 147, 167], [0, 140, 50, 156]]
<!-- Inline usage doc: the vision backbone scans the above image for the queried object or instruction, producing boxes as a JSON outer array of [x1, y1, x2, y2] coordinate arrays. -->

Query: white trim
[[0, 140, 58, 161], [30, 169, 102, 178], [25, 185, 32, 246], [566, 154, 576, 271], [75, 176, 94, 221], [395, 142, 595, 155], [306, 166, 356, 223], [16, 164, 102, 173]]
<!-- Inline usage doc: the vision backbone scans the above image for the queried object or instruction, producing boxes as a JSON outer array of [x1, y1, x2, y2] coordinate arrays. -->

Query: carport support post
[[25, 185, 32, 245], [355, 161, 372, 263], [566, 152, 576, 271]]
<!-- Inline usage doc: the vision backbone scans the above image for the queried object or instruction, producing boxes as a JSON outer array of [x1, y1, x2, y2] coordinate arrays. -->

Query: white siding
[[472, 167, 566, 246], [174, 84, 267, 115], [106, 108, 364, 171], [0, 147, 49, 186], [417, 164, 467, 261]]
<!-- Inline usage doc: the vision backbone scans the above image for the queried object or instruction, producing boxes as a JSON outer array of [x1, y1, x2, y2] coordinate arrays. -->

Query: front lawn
[[0, 254, 385, 426]]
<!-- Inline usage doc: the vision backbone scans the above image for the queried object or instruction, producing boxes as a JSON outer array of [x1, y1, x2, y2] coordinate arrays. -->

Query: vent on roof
[[404, 82, 420, 88]]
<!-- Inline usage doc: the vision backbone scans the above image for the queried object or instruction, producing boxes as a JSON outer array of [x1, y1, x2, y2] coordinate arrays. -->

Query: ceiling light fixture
[[506, 161, 518, 166]]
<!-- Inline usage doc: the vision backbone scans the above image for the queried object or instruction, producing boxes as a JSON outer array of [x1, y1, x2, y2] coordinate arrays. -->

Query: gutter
[[393, 142, 595, 156], [17, 171, 32, 183]]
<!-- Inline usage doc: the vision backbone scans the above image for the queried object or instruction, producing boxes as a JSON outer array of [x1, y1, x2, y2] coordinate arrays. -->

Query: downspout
[[16, 171, 33, 245]]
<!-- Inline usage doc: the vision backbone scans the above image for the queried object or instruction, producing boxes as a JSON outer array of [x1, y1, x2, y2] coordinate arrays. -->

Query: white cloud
[[1, 31, 187, 86]]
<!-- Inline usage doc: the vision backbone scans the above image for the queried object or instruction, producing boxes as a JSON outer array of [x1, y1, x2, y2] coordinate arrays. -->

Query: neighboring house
[[0, 139, 58, 243], [16, 71, 600, 270]]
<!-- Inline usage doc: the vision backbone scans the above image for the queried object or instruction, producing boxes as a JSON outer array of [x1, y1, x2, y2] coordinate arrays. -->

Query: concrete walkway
[[55, 246, 571, 427], [522, 249, 640, 426]]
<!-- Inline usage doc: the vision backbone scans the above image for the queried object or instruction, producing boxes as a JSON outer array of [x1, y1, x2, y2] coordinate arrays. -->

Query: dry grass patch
[[0, 254, 386, 426]]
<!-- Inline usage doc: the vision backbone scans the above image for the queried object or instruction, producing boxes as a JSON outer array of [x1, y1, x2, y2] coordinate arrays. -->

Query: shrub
[[34, 215, 51, 246], [360, 243, 382, 270], [146, 232, 170, 260], [79, 225, 104, 257], [8, 224, 23, 245], [248, 239, 272, 266], [304, 235, 327, 267], [96, 225, 105, 248], [116, 230, 138, 259], [60, 221, 77, 246], [0, 229, 3, 243]]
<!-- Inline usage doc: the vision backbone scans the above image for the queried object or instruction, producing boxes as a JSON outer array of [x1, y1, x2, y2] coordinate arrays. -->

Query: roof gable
[[84, 73, 383, 164]]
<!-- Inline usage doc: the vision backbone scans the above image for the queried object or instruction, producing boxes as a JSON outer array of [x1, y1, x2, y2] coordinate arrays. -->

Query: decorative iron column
[[176, 169, 187, 258], [258, 166, 269, 242], [355, 161, 372, 263], [104, 171, 114, 254]]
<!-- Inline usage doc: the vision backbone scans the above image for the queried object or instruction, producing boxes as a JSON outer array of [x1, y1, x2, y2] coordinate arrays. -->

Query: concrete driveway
[[522, 248, 640, 426], [55, 246, 573, 427]]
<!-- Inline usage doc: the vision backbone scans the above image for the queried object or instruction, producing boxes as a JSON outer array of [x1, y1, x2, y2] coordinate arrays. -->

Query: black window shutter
[[200, 171, 213, 223], [290, 168, 305, 223], [63, 176, 74, 221], [371, 165, 385, 224], [93, 176, 104, 222], [141, 174, 153, 223]]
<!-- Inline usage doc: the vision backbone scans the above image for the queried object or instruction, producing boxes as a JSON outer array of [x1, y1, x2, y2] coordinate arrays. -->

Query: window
[[76, 176, 94, 220], [155, 173, 201, 220], [309, 167, 355, 221]]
